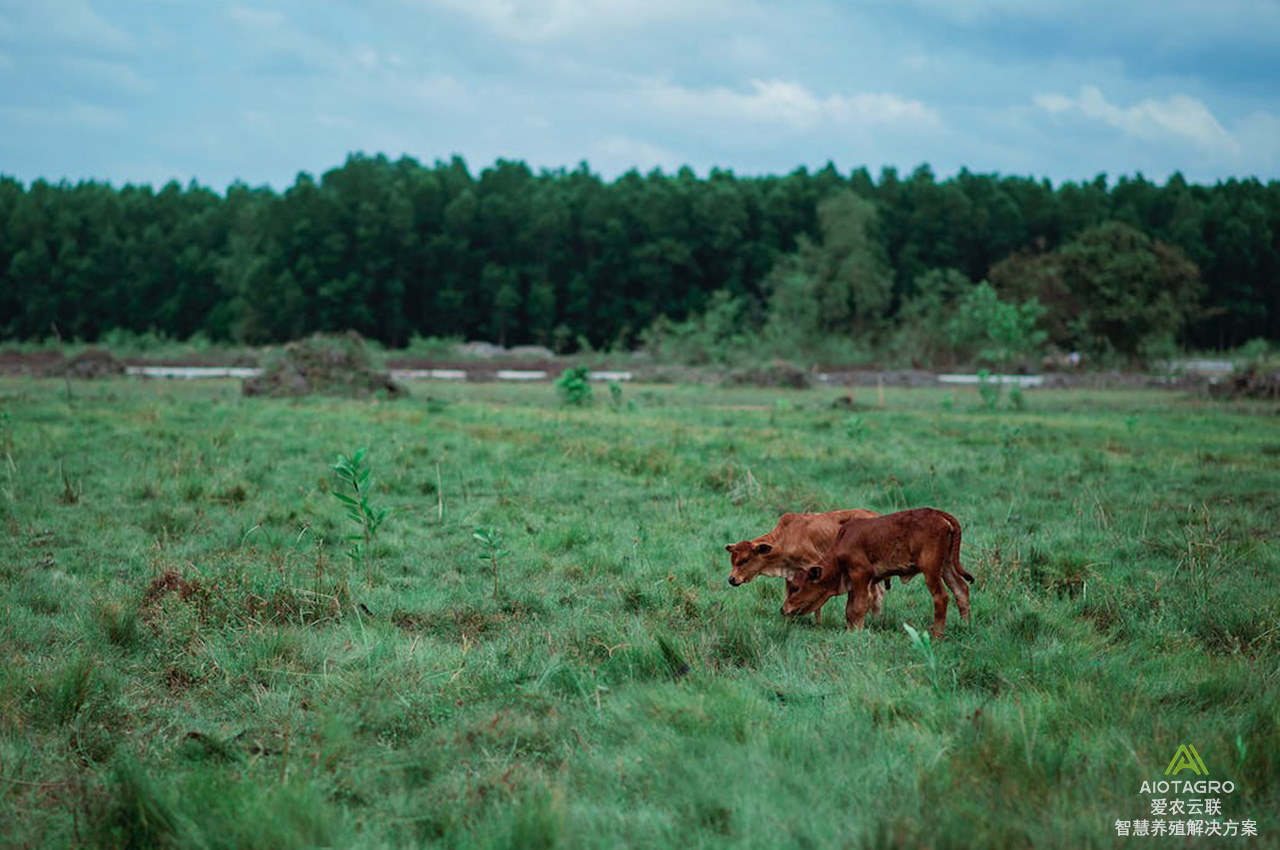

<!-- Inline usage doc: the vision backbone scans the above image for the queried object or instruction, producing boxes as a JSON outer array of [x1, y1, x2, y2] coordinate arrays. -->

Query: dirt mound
[[723, 359, 811, 389], [44, 348, 125, 379], [1210, 364, 1280, 400], [242, 332, 406, 399], [830, 393, 872, 410], [141, 568, 208, 608], [139, 568, 210, 632]]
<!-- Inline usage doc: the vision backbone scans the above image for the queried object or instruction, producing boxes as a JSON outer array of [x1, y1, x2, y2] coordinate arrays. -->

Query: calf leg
[[845, 573, 874, 631], [942, 567, 971, 623], [870, 581, 885, 617], [813, 607, 823, 626], [924, 571, 948, 638]]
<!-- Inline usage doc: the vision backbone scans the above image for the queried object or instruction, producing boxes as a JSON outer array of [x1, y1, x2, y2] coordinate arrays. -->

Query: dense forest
[[1, 155, 1278, 363]]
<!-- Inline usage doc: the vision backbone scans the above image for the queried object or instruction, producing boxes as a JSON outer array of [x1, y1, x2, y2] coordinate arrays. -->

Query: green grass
[[1, 377, 1277, 848]]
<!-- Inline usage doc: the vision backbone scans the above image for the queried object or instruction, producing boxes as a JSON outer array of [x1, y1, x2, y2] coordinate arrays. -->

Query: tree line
[[1, 155, 1277, 361]]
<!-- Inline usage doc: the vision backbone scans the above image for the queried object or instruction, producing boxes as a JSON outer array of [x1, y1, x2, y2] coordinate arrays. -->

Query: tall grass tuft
[[499, 786, 565, 850], [903, 622, 943, 693], [46, 654, 97, 726], [96, 599, 140, 650], [88, 756, 184, 849]]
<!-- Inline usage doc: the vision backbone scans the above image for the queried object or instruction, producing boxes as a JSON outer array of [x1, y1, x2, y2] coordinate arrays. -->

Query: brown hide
[[725, 508, 884, 624], [724, 509, 879, 585], [781, 508, 973, 637]]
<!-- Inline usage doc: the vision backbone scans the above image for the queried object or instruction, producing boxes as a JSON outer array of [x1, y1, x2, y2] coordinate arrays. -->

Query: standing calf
[[725, 509, 885, 622], [781, 508, 973, 637]]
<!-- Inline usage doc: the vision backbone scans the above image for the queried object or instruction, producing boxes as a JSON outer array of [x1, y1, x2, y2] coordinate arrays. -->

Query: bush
[[555, 367, 593, 406], [639, 290, 752, 366]]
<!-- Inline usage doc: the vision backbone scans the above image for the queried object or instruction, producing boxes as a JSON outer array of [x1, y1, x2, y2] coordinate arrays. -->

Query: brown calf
[[725, 509, 884, 622], [780, 508, 973, 637]]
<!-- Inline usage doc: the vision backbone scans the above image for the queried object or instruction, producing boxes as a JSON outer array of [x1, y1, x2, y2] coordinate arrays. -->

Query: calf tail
[[937, 509, 974, 584]]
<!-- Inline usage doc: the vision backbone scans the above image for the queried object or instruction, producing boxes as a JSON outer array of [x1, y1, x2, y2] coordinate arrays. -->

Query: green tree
[[893, 268, 972, 366], [762, 190, 892, 358], [0, 158, 1275, 356], [1058, 222, 1203, 360], [945, 281, 1048, 369], [639, 289, 752, 365]]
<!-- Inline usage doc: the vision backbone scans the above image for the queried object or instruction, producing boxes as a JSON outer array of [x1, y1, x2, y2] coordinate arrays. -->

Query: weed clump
[[139, 568, 209, 629], [86, 757, 186, 849], [242, 332, 405, 399], [331, 447, 390, 584], [96, 599, 140, 649], [554, 366, 593, 405], [141, 568, 208, 609]]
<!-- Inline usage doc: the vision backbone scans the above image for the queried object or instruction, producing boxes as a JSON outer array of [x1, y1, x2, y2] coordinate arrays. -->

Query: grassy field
[[1, 376, 1277, 848]]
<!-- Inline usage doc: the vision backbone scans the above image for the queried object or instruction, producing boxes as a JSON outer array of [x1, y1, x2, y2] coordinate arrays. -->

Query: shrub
[[555, 367, 593, 406]]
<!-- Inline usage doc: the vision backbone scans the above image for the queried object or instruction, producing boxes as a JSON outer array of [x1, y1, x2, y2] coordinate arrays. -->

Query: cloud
[[0, 0, 135, 53], [1234, 110, 1280, 171], [353, 45, 407, 73], [314, 111, 353, 130], [406, 73, 470, 109], [592, 134, 682, 173], [1034, 85, 1237, 152], [427, 0, 738, 41], [3, 102, 127, 132], [228, 6, 286, 32], [56, 55, 154, 95], [643, 78, 942, 132], [858, 0, 1280, 39]]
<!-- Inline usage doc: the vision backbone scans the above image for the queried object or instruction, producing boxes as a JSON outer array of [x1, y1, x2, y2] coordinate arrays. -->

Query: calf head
[[780, 566, 835, 616], [725, 540, 777, 586]]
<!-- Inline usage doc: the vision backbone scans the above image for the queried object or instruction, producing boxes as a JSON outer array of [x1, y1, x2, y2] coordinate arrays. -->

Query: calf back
[[727, 508, 878, 584], [830, 508, 953, 580]]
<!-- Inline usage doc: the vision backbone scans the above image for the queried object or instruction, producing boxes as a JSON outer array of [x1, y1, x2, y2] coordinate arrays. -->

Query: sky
[[2, 0, 1279, 191]]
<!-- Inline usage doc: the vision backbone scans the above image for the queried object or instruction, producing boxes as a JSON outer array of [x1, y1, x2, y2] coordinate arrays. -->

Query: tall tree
[[762, 190, 893, 353], [994, 221, 1202, 360]]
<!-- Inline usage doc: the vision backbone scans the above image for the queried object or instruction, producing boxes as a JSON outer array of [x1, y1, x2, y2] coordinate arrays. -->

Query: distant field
[[1, 377, 1277, 848]]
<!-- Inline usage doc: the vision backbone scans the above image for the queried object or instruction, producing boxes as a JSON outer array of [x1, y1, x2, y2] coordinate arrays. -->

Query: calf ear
[[754, 542, 773, 555], [807, 566, 823, 581], [724, 544, 734, 552]]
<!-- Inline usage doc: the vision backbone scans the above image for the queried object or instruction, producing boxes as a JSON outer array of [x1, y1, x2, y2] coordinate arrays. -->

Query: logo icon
[[1164, 744, 1207, 776]]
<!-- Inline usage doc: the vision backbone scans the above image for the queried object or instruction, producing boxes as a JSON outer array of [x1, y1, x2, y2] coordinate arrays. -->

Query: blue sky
[[2, 0, 1279, 190]]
